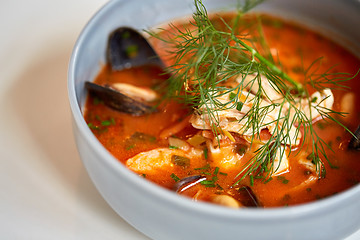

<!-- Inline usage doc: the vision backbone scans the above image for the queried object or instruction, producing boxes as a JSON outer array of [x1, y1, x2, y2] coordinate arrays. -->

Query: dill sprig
[[150, 0, 355, 182]]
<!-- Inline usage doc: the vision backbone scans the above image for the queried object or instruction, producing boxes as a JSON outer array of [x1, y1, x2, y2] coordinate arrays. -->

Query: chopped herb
[[282, 194, 291, 201], [126, 45, 139, 58], [169, 145, 179, 149], [306, 188, 312, 192], [315, 194, 322, 200], [110, 117, 116, 125], [126, 145, 135, 150], [311, 96, 318, 103], [277, 176, 289, 184], [250, 175, 254, 186], [171, 155, 190, 168], [306, 152, 315, 161], [197, 166, 225, 188], [264, 177, 273, 184], [170, 173, 180, 182], [219, 172, 228, 176], [216, 184, 224, 190], [101, 120, 112, 126], [194, 164, 211, 171], [122, 31, 131, 39], [200, 180, 216, 188], [203, 148, 208, 159], [317, 122, 327, 129], [141, 174, 147, 178], [87, 123, 99, 130], [93, 97, 103, 105], [87, 122, 108, 133], [214, 167, 220, 175], [235, 144, 248, 156], [236, 102, 244, 111], [124, 132, 157, 150]]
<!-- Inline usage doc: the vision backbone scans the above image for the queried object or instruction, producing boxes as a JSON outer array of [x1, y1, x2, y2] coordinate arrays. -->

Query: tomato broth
[[84, 14, 360, 207]]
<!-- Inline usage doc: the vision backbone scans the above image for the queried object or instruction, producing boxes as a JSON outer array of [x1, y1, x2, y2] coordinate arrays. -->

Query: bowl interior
[[68, 0, 360, 239]]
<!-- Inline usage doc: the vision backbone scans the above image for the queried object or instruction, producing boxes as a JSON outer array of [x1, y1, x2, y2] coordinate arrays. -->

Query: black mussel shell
[[349, 125, 360, 150], [173, 175, 207, 193], [230, 185, 262, 207], [107, 27, 165, 71], [85, 81, 155, 116]]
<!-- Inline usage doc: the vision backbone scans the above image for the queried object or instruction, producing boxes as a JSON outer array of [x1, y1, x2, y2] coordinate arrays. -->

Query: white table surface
[[0, 0, 359, 239]]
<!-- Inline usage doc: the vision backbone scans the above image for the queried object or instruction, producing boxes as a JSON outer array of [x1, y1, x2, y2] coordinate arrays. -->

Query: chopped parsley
[[170, 173, 180, 182]]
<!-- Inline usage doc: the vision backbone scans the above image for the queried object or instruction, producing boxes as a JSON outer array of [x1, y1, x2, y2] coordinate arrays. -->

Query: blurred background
[[0, 0, 149, 239]]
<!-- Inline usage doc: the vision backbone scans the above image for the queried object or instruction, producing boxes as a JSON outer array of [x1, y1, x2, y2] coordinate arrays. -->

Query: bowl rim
[[68, 0, 360, 221]]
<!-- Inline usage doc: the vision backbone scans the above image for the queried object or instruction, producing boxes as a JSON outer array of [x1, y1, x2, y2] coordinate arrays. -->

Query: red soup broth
[[84, 14, 360, 207]]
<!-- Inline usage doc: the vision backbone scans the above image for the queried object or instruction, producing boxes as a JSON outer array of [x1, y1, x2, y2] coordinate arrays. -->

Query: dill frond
[[150, 0, 356, 182]]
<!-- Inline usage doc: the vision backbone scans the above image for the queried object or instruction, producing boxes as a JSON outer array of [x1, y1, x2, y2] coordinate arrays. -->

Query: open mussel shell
[[173, 175, 207, 193], [85, 81, 155, 116], [107, 27, 165, 71], [348, 125, 360, 150], [230, 185, 262, 207]]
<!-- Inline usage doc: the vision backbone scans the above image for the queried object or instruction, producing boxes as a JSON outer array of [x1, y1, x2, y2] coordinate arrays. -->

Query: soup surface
[[84, 13, 360, 207]]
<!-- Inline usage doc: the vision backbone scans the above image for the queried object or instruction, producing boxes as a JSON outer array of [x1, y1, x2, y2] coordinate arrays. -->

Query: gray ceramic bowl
[[68, 0, 360, 239]]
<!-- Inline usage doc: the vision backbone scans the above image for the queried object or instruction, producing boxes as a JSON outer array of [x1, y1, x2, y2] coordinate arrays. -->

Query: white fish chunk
[[190, 74, 334, 148], [126, 147, 202, 173]]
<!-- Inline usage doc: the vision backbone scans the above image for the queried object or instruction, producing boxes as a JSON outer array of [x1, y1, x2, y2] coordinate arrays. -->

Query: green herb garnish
[[170, 173, 180, 182], [171, 155, 191, 168], [150, 0, 356, 183]]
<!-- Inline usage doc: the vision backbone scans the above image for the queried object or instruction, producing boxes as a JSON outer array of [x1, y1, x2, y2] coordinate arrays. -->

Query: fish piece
[[126, 147, 203, 174], [190, 75, 335, 148]]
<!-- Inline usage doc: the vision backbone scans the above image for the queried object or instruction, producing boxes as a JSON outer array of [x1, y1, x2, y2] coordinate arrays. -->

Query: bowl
[[68, 0, 360, 239]]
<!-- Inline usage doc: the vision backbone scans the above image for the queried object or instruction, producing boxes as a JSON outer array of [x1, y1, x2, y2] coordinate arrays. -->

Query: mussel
[[107, 27, 165, 71], [85, 81, 156, 116], [173, 175, 261, 208], [229, 185, 262, 207], [173, 175, 207, 193], [348, 125, 360, 150], [86, 27, 166, 116]]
